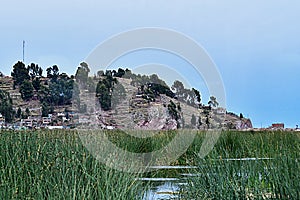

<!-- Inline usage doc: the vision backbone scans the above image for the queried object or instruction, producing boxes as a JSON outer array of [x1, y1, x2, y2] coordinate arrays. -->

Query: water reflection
[[143, 182, 180, 200]]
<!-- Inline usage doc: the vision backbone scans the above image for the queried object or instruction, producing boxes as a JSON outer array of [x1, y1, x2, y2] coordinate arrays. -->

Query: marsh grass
[[183, 131, 300, 199], [0, 130, 145, 199], [0, 130, 299, 199]]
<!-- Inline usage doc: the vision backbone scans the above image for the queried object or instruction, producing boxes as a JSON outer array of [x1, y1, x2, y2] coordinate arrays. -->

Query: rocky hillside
[[0, 69, 252, 130], [78, 77, 252, 130]]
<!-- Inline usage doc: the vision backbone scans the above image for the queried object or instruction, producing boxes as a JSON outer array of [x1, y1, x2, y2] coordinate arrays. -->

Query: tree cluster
[[167, 100, 183, 128], [96, 72, 118, 111], [171, 80, 201, 108], [40, 68, 76, 117], [0, 89, 14, 122], [10, 61, 76, 117]]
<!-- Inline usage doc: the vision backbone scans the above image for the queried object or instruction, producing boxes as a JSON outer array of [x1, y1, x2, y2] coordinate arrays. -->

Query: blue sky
[[0, 0, 300, 128]]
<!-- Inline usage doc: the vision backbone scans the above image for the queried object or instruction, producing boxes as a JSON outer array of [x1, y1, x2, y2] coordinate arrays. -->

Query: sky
[[0, 0, 300, 128]]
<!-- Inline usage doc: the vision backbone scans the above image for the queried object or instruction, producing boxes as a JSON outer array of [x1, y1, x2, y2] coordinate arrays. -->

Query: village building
[[271, 123, 284, 129], [21, 118, 36, 128], [42, 117, 52, 125]]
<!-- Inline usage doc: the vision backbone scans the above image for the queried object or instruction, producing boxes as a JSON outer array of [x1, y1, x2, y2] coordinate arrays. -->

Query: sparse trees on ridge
[[208, 96, 219, 108]]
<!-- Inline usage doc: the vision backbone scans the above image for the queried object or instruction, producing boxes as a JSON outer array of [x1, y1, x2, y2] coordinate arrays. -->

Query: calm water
[[142, 181, 181, 200], [139, 158, 272, 199], [138, 166, 195, 200]]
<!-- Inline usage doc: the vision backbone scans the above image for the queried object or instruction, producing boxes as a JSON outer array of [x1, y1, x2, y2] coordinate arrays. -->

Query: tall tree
[[20, 80, 34, 100], [32, 77, 41, 91], [25, 108, 30, 117], [75, 62, 90, 85], [46, 65, 59, 81], [28, 63, 43, 92], [41, 102, 49, 117], [0, 89, 14, 122], [11, 61, 30, 87], [96, 83, 111, 111], [208, 96, 219, 108], [171, 80, 185, 98], [192, 88, 201, 106], [16, 107, 22, 118], [28, 63, 43, 79]]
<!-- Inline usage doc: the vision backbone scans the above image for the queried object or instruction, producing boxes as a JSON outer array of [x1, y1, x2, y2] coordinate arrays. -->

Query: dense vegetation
[[0, 89, 14, 122], [0, 130, 298, 199], [10, 61, 78, 118], [183, 131, 300, 199], [0, 130, 145, 199]]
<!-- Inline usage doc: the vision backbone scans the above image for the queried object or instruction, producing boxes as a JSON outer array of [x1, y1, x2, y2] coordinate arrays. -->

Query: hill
[[0, 63, 252, 130]]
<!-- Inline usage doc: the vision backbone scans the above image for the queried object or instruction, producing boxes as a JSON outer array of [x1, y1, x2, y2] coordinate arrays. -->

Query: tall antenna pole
[[22, 40, 25, 63]]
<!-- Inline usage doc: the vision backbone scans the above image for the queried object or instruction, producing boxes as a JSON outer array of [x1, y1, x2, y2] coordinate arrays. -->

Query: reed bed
[[0, 130, 298, 199], [0, 130, 145, 199], [183, 131, 300, 199]]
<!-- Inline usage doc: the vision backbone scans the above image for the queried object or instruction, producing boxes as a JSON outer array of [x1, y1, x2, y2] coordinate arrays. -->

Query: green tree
[[172, 80, 185, 99], [41, 103, 49, 117], [167, 100, 182, 128], [16, 107, 22, 118], [240, 113, 244, 119], [167, 100, 179, 121], [28, 63, 43, 79], [75, 62, 90, 85], [11, 61, 30, 87], [32, 77, 41, 91], [27, 63, 43, 92], [46, 65, 59, 81], [192, 88, 201, 106], [20, 80, 34, 100], [40, 72, 74, 107], [208, 96, 219, 108], [0, 89, 14, 122], [114, 68, 126, 78], [96, 83, 111, 111], [25, 108, 30, 117], [95, 72, 118, 111]]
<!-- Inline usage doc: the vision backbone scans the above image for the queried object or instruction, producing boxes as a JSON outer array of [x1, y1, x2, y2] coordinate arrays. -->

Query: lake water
[[142, 181, 181, 200], [139, 158, 272, 200], [137, 166, 195, 200]]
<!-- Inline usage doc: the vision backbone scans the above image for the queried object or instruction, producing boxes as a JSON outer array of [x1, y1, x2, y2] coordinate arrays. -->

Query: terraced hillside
[[79, 77, 252, 130]]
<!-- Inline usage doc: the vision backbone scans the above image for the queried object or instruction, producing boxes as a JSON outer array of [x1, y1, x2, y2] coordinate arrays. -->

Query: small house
[[42, 117, 52, 125], [272, 123, 284, 129]]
